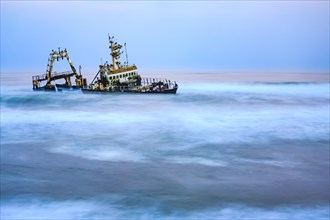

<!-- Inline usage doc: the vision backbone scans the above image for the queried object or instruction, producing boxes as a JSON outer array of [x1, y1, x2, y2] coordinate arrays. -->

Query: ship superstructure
[[82, 36, 178, 94]]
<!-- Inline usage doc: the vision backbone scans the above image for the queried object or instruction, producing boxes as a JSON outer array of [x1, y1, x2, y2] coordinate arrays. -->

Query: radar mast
[[108, 35, 122, 70]]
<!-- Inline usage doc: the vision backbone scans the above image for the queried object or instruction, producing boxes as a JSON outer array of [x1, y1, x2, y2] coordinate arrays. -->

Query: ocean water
[[1, 72, 329, 219]]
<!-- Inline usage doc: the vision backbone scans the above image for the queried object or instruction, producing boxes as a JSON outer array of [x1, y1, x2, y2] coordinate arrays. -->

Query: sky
[[1, 1, 329, 73]]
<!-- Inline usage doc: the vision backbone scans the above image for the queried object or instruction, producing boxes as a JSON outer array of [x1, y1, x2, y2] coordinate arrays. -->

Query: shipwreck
[[32, 36, 178, 94]]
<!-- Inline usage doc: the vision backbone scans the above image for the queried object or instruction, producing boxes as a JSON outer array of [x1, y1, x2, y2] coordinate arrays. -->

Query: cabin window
[[120, 75, 122, 78], [109, 76, 112, 80]]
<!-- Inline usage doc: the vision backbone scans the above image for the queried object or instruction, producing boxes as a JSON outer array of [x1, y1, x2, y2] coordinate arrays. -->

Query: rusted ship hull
[[81, 87, 178, 94], [33, 84, 82, 92]]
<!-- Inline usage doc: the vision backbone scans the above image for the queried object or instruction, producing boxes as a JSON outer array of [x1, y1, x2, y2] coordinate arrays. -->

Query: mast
[[124, 43, 129, 67], [108, 34, 122, 70]]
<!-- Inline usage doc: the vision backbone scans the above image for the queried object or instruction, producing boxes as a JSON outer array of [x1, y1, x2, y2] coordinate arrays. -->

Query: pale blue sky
[[1, 1, 329, 73]]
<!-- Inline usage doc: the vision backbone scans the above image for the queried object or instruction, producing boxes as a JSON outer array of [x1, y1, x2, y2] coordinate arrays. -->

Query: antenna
[[108, 34, 113, 58], [124, 43, 129, 66]]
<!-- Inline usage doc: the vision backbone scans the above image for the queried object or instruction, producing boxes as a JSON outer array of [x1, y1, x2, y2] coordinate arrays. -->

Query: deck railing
[[140, 78, 176, 88], [90, 77, 177, 92], [32, 74, 47, 81]]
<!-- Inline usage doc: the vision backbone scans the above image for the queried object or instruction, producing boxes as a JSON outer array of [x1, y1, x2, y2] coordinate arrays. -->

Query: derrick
[[32, 48, 87, 91]]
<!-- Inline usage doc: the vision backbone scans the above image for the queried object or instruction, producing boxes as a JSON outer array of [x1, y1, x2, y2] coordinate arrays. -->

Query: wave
[[1, 81, 329, 220], [1, 83, 329, 110], [1, 197, 329, 220], [253, 82, 329, 85]]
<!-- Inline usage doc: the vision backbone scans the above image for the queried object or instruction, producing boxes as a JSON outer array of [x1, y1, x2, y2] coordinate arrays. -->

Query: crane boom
[[32, 48, 87, 90], [46, 48, 77, 85]]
